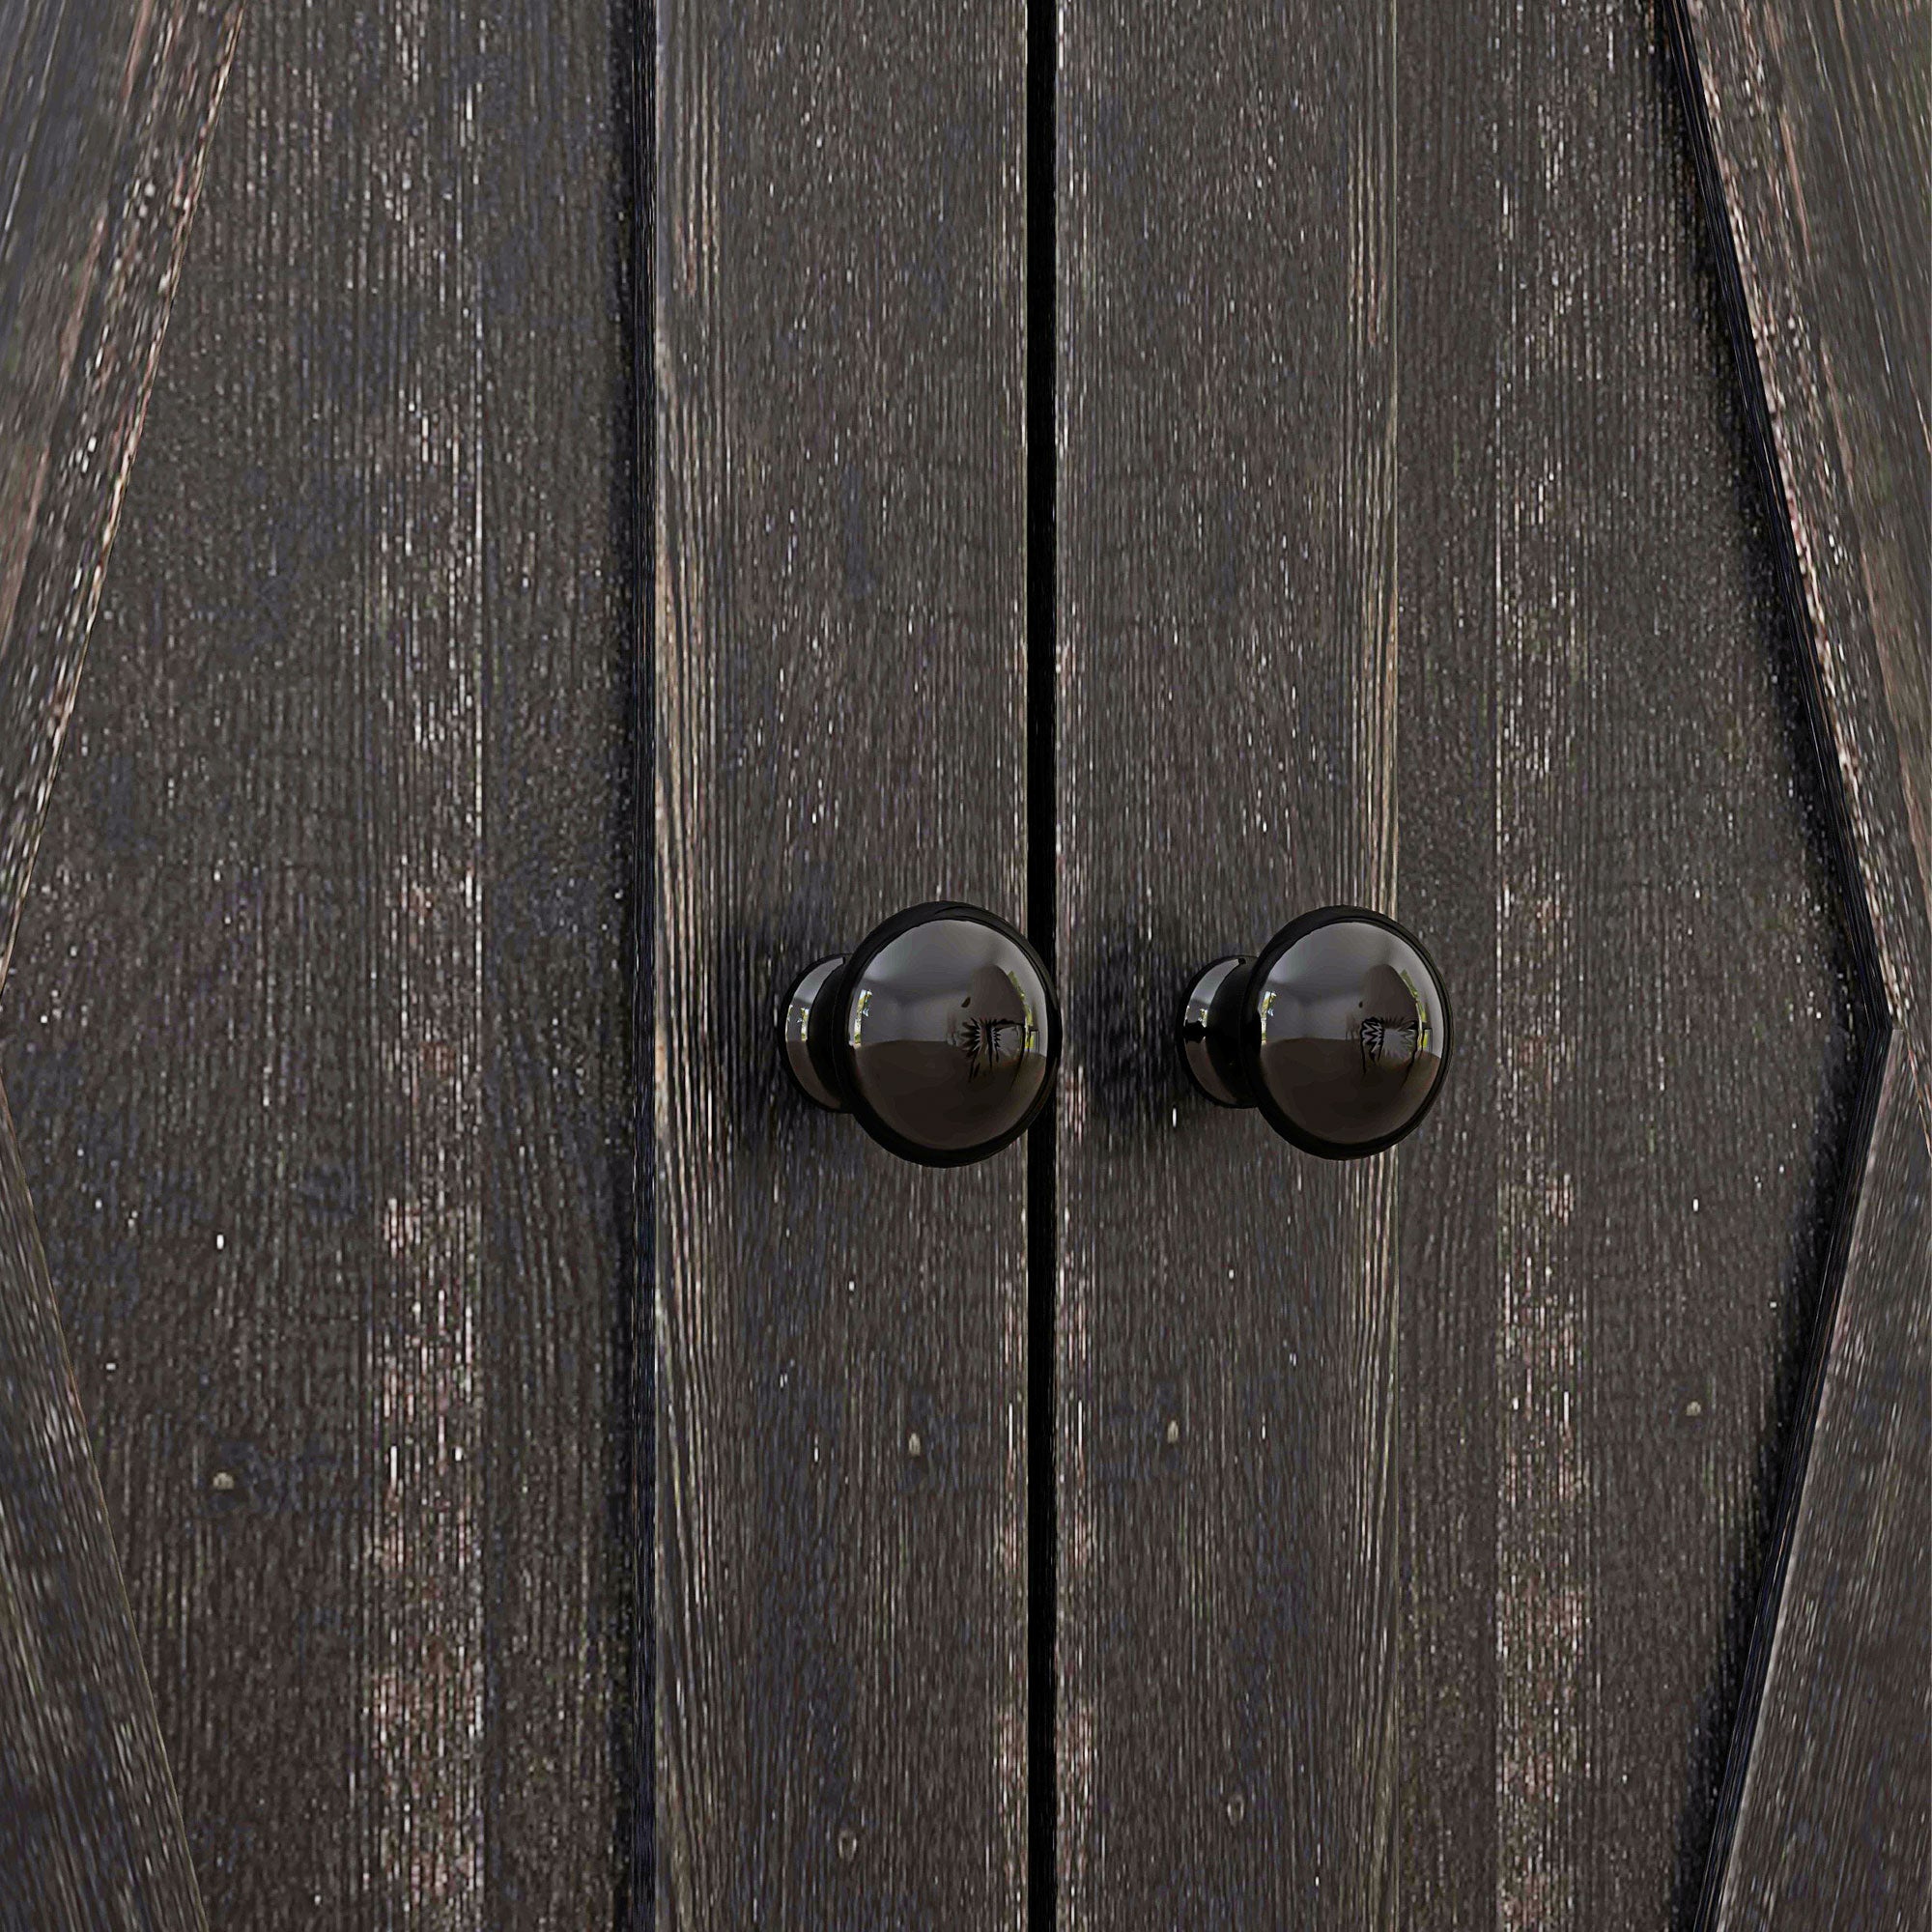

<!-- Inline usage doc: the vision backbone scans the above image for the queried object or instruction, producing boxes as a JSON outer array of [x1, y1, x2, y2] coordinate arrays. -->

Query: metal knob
[[1179, 906, 1452, 1157], [781, 901, 1060, 1166]]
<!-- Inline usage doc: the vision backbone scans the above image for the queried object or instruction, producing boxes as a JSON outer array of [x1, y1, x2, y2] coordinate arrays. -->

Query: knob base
[[781, 955, 846, 1111], [1178, 955, 1253, 1108]]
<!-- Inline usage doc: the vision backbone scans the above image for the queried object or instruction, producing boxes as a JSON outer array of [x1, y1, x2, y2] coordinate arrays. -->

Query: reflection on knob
[[1179, 906, 1452, 1158], [781, 901, 1060, 1167]]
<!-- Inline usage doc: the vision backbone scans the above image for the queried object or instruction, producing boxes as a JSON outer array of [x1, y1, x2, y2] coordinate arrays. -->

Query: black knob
[[1179, 906, 1452, 1158], [781, 901, 1061, 1167]]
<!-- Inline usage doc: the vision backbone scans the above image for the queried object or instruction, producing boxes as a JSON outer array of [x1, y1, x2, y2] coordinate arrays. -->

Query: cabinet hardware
[[782, 902, 1060, 1167], [1179, 907, 1452, 1157]]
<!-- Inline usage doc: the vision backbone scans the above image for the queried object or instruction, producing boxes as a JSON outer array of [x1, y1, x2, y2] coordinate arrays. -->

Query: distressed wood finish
[[1677, 0, 1928, 1044], [6, 0, 1918, 1922], [0, 0, 242, 996], [0, 3, 237, 1922], [1670, 0, 1932, 1919], [0, 1079, 203, 1927], [1711, 1057, 1927, 1930], [1056, 3, 1863, 1925], [4, 0, 639, 1919], [653, 1, 1030, 1923]]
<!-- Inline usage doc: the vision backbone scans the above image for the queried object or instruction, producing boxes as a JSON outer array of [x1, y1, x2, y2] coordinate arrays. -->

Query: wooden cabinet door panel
[[1053, 3, 1879, 1925]]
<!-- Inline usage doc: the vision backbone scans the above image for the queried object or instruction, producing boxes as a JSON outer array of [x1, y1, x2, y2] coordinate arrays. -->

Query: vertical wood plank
[[1056, 3, 1864, 1925], [1475, 24, 1861, 1921], [1056, 5, 1404, 1917], [1388, 13, 1505, 1919], [5, 0, 639, 1919], [474, 10, 644, 1918], [653, 1, 1029, 1924]]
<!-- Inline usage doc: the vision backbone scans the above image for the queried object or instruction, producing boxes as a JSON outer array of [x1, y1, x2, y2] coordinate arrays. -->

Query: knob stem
[[1179, 955, 1253, 1107], [782, 956, 846, 1111]]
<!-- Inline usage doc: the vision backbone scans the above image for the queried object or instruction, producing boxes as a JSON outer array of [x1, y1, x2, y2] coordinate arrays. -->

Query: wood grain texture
[[1056, 2, 1863, 1925], [1668, 0, 1932, 1920], [652, 0, 1029, 1923], [1711, 1047, 1927, 1929], [0, 1077, 203, 1929], [0, 0, 242, 996], [3, 0, 640, 1919], [1677, 0, 1929, 1051], [0, 4, 237, 1923]]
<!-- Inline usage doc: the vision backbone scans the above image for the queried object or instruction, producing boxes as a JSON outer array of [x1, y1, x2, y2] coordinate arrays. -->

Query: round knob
[[781, 901, 1061, 1166], [1178, 906, 1452, 1157]]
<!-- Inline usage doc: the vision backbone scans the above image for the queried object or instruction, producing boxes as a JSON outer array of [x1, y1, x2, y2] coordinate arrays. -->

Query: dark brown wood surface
[[1672, 0, 1931, 1921], [0, 0, 242, 998], [652, 2, 1031, 1923], [0, 1093, 203, 1929], [6, 0, 1920, 1920], [1711, 1058, 1926, 1930], [1055, 2, 1867, 1925], [0, 1, 238, 1922], [4, 0, 641, 1919]]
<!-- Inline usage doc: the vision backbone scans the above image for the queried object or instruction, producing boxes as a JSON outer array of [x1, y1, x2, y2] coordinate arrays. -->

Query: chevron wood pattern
[[1671, 0, 1931, 1920]]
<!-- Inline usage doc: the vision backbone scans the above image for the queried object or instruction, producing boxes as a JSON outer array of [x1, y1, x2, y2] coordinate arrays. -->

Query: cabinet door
[[2, 0, 1037, 1920], [1051, 1, 1919, 1926]]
